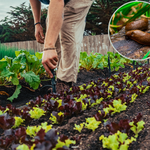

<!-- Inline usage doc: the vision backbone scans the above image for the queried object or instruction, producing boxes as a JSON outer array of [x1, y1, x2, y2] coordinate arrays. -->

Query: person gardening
[[29, 0, 93, 92]]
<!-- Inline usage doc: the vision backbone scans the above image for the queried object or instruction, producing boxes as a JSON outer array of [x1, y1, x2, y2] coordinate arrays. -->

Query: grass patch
[[0, 43, 35, 59]]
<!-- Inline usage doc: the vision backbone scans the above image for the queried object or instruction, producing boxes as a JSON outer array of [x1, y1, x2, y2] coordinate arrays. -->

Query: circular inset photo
[[108, 1, 150, 60]]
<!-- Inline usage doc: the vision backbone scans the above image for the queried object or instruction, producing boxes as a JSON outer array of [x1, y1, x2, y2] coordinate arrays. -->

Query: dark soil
[[74, 64, 135, 87], [1, 64, 150, 150], [0, 77, 52, 108]]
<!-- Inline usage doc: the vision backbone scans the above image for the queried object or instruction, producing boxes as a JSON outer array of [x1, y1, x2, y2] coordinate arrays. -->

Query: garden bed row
[[0, 64, 149, 149]]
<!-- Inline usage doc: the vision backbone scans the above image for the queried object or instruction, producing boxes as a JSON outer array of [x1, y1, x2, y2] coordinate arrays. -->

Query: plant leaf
[[11, 74, 19, 85], [7, 84, 22, 102], [35, 52, 43, 60], [0, 60, 7, 71], [1, 68, 14, 77], [20, 71, 40, 90]]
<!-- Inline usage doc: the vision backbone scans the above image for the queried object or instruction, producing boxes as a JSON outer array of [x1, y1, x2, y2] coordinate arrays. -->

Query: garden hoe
[[39, 69, 56, 95], [51, 69, 56, 93]]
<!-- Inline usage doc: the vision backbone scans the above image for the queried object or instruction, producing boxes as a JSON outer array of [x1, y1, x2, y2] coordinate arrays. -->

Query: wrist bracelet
[[34, 22, 41, 26], [43, 47, 56, 51]]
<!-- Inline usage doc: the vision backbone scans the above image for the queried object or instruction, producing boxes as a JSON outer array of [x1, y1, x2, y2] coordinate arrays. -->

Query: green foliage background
[[0, 43, 35, 59], [0, 3, 47, 43]]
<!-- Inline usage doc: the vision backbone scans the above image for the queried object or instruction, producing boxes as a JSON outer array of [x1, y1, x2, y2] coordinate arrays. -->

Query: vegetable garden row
[[0, 50, 143, 102], [0, 50, 150, 149]]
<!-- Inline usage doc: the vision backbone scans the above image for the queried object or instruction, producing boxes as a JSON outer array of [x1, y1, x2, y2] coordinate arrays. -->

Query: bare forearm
[[29, 0, 41, 23], [44, 0, 64, 48]]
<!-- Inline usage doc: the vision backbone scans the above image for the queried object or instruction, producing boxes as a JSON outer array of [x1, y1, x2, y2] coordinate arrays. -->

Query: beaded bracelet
[[34, 22, 41, 26], [43, 47, 56, 51]]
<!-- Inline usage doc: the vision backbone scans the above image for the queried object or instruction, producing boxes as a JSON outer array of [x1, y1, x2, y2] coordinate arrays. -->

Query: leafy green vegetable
[[16, 144, 29, 150], [103, 99, 127, 116], [35, 52, 43, 59], [79, 51, 132, 71], [11, 74, 19, 85], [74, 123, 84, 133], [49, 113, 58, 124], [129, 120, 145, 138], [130, 93, 138, 103], [99, 131, 136, 150], [29, 107, 45, 119], [20, 71, 40, 90], [26, 122, 52, 137], [84, 117, 101, 131], [26, 125, 41, 137], [7, 84, 22, 102], [0, 60, 7, 71], [54, 139, 76, 150], [12, 117, 25, 129]]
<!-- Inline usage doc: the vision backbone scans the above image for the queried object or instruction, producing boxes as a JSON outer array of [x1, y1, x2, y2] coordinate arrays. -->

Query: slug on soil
[[125, 18, 148, 32], [126, 30, 150, 45]]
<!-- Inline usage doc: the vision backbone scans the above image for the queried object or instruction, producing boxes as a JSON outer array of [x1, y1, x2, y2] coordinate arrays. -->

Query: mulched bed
[[1, 64, 150, 150], [74, 64, 135, 87]]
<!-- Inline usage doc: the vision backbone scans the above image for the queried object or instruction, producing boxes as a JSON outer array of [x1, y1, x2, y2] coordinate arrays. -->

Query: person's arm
[[44, 0, 64, 48], [30, 0, 44, 43], [42, 0, 64, 78]]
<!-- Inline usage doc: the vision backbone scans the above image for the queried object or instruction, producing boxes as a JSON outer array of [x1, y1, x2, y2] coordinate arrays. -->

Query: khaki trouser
[[47, 0, 93, 83]]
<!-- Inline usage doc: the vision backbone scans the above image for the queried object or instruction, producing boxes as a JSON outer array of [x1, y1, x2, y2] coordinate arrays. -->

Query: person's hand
[[42, 50, 58, 78], [35, 24, 45, 44]]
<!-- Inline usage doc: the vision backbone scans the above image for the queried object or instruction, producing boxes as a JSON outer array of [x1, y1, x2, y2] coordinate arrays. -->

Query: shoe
[[56, 78, 73, 93]]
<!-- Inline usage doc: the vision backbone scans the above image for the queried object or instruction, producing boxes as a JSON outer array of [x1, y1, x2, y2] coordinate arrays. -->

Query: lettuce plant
[[99, 131, 136, 150], [122, 73, 131, 83], [103, 99, 127, 116], [111, 100, 127, 115], [54, 138, 76, 150], [16, 144, 30, 150], [74, 123, 84, 133], [100, 114, 145, 149], [142, 86, 150, 94], [57, 99, 63, 108], [49, 111, 64, 124], [16, 143, 36, 150], [16, 128, 75, 150], [90, 97, 103, 107], [49, 114, 58, 124], [130, 93, 138, 103], [74, 94, 89, 110], [84, 117, 101, 131], [29, 107, 45, 119], [74, 117, 101, 132], [26, 122, 52, 137], [129, 120, 145, 138], [0, 108, 9, 115], [12, 117, 25, 129], [26, 125, 41, 137]]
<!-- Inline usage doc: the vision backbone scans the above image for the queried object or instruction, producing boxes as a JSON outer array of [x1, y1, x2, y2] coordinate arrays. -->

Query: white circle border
[[108, 0, 150, 61]]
